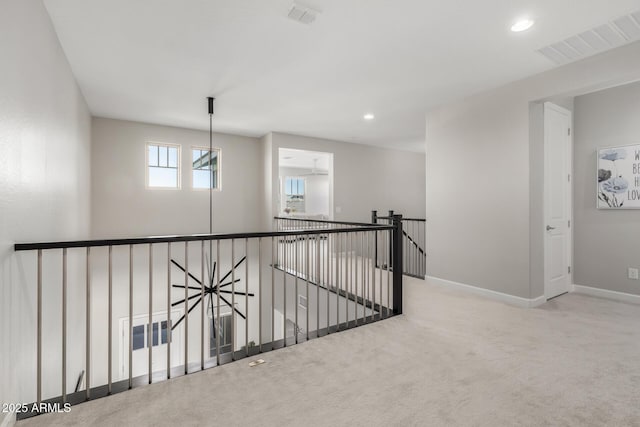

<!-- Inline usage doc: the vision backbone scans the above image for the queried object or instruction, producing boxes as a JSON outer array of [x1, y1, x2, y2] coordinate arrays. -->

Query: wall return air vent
[[538, 10, 640, 65]]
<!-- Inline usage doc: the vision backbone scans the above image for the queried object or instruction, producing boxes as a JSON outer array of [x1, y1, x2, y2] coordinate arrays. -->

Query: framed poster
[[597, 144, 640, 209]]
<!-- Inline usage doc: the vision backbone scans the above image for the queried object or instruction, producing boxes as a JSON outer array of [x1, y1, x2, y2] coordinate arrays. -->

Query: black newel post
[[388, 210, 394, 268], [392, 214, 403, 314], [371, 210, 378, 267]]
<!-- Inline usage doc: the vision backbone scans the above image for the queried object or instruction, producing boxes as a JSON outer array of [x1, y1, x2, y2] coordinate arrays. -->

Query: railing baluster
[[148, 244, 153, 384], [245, 238, 249, 356], [129, 245, 133, 388], [271, 236, 275, 348], [336, 233, 340, 331], [258, 237, 262, 352], [62, 248, 67, 403], [36, 249, 42, 405], [108, 245, 113, 394], [306, 236, 310, 341], [316, 234, 320, 337], [345, 232, 349, 328], [200, 240, 205, 370], [166, 243, 172, 378], [85, 247, 91, 399], [388, 230, 392, 316], [216, 240, 221, 365], [283, 235, 287, 345], [379, 231, 383, 319], [231, 239, 235, 359], [295, 234, 299, 344], [184, 242, 189, 373], [326, 232, 330, 333]]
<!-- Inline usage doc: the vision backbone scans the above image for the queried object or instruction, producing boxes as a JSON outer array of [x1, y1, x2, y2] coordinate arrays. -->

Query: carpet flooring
[[20, 277, 640, 426]]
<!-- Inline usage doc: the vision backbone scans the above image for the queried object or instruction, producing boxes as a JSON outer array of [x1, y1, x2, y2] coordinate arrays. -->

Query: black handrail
[[375, 216, 425, 222], [14, 225, 393, 251], [273, 216, 388, 228]]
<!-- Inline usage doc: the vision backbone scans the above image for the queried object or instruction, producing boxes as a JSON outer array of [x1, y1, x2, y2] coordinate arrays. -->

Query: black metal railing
[[372, 210, 426, 279], [13, 221, 402, 419]]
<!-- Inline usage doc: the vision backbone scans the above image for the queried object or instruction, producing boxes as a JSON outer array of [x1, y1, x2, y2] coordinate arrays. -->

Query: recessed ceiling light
[[283, 156, 293, 160], [363, 113, 375, 120], [511, 18, 534, 32]]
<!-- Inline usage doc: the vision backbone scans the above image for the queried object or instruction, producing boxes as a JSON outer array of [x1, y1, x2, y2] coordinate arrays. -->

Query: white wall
[[0, 0, 91, 423], [268, 132, 426, 225], [91, 118, 263, 238], [573, 81, 640, 295], [426, 41, 640, 299]]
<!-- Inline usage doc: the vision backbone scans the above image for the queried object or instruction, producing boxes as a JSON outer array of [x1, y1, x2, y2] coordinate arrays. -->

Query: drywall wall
[[0, 0, 91, 421], [426, 41, 640, 300], [268, 132, 426, 225], [91, 118, 263, 238], [573, 81, 640, 295]]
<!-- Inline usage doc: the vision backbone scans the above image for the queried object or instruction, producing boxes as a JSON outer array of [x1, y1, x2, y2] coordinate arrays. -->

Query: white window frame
[[146, 142, 181, 190], [191, 145, 222, 191]]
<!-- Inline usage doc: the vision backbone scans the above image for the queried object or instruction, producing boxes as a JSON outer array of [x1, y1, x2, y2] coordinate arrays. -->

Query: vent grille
[[287, 3, 319, 25], [538, 10, 640, 65]]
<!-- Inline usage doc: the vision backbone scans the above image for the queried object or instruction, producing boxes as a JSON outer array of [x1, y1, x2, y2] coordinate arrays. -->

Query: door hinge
[[568, 220, 570, 228], [568, 174, 571, 182], [568, 128, 571, 136], [568, 266, 571, 274]]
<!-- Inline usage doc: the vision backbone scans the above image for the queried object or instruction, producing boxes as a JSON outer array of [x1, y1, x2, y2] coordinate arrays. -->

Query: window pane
[[148, 145, 158, 167], [285, 178, 292, 195], [161, 320, 170, 344], [193, 169, 212, 189], [132, 325, 145, 350], [159, 146, 168, 167], [152, 322, 159, 346], [298, 179, 304, 195], [149, 167, 178, 188], [168, 147, 178, 168], [192, 149, 200, 163]]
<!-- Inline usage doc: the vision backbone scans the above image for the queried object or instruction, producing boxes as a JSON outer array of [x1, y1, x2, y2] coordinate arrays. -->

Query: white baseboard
[[0, 411, 16, 427], [427, 276, 546, 308], [572, 284, 640, 304]]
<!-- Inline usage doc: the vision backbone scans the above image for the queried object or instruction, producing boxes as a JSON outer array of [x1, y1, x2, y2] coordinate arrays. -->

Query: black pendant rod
[[208, 97, 215, 296]]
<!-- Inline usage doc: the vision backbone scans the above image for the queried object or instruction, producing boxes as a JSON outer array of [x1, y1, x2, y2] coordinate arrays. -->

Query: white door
[[544, 102, 572, 300]]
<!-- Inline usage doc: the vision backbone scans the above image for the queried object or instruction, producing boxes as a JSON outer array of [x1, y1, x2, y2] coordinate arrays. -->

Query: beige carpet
[[20, 278, 640, 426]]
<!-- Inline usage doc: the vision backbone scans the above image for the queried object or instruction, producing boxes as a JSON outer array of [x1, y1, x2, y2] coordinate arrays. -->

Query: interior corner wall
[[260, 133, 273, 230], [91, 118, 263, 238], [268, 132, 426, 224], [426, 41, 640, 300], [0, 0, 91, 422], [573, 81, 640, 295]]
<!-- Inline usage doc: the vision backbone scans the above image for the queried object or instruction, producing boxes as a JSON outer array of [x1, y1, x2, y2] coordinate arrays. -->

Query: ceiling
[[44, 0, 640, 152], [279, 148, 331, 170]]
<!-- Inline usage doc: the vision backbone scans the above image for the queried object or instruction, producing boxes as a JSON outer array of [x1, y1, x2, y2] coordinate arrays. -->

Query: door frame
[[543, 102, 573, 300]]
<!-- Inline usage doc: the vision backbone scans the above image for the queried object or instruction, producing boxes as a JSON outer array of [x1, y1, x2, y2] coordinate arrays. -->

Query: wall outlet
[[335, 206, 342, 213], [629, 268, 639, 280]]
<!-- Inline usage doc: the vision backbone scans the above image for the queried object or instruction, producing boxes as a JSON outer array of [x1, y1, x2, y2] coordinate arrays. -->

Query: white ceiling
[[44, 0, 640, 152], [279, 148, 331, 170]]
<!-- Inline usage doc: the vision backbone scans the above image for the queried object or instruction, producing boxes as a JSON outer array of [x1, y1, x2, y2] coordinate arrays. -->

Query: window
[[147, 143, 180, 188], [284, 177, 305, 213], [192, 147, 220, 189], [210, 313, 233, 356], [132, 321, 171, 351]]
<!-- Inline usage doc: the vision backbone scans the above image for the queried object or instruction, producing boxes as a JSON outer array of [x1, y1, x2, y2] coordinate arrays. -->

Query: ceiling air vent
[[287, 3, 319, 25], [538, 10, 640, 65]]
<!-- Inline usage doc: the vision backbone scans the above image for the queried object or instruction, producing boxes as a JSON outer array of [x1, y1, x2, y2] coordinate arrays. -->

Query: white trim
[[572, 284, 640, 304], [427, 276, 546, 308], [0, 411, 16, 427]]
